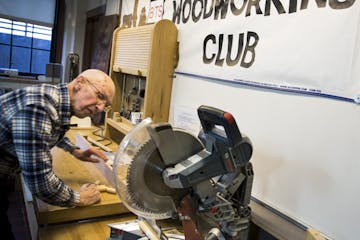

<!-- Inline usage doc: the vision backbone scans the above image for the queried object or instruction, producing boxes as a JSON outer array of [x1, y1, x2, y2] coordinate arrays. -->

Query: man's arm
[[57, 136, 80, 153], [12, 106, 81, 207], [57, 136, 109, 163]]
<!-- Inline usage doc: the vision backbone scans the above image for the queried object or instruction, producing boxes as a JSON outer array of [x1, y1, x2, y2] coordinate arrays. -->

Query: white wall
[[61, 0, 77, 81], [169, 72, 360, 240], [61, 0, 107, 81]]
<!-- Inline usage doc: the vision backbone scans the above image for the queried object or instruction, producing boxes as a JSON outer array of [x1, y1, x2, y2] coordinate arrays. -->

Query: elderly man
[[0, 69, 115, 239]]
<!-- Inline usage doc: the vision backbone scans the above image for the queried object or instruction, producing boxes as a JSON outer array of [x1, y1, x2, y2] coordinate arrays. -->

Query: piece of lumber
[[306, 228, 325, 240]]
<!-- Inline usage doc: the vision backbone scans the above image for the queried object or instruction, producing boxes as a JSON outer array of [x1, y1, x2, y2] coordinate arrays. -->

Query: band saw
[[112, 105, 254, 239]]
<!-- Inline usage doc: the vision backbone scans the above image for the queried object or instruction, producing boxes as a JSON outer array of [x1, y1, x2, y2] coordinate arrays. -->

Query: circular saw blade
[[126, 129, 204, 219]]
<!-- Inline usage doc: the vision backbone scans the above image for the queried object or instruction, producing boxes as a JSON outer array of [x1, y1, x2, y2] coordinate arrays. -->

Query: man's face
[[71, 77, 110, 120]]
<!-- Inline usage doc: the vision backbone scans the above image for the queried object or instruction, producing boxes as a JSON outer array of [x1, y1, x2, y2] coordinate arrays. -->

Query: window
[[0, 17, 52, 76]]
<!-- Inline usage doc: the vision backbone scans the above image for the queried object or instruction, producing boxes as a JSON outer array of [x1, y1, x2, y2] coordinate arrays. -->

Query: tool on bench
[[86, 136, 112, 152], [113, 105, 254, 239]]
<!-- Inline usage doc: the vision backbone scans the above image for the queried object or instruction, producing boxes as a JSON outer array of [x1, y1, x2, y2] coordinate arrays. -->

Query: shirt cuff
[[63, 143, 80, 153], [57, 137, 79, 153], [69, 145, 80, 154], [73, 191, 81, 206]]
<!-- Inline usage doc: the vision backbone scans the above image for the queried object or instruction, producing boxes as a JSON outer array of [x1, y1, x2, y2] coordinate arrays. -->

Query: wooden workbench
[[34, 128, 130, 225]]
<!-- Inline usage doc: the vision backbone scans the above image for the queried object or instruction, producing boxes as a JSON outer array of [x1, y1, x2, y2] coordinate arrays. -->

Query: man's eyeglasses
[[85, 79, 109, 106]]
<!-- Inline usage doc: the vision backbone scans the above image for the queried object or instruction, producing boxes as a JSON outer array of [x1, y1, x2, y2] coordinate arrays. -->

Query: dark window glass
[[0, 32, 10, 44], [11, 47, 31, 72], [0, 45, 10, 68], [12, 34, 31, 48], [32, 49, 50, 74], [33, 38, 51, 50]]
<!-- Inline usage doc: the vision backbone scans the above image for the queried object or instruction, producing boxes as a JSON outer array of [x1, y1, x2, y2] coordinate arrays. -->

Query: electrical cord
[[91, 126, 113, 146]]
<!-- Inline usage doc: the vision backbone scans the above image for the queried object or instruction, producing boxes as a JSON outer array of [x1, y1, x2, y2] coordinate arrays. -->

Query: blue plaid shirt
[[0, 83, 80, 207]]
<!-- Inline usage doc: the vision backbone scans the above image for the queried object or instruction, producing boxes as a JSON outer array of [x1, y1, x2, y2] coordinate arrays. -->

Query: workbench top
[[35, 128, 129, 225]]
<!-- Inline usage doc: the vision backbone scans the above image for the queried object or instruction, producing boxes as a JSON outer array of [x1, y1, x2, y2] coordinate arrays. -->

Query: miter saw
[[113, 105, 254, 240]]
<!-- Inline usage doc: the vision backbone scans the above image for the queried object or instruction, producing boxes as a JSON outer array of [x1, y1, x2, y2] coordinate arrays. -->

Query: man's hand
[[78, 183, 101, 206], [72, 147, 108, 163]]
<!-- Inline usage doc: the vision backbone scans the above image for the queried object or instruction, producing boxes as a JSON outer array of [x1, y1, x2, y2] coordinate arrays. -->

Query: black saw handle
[[197, 105, 242, 147]]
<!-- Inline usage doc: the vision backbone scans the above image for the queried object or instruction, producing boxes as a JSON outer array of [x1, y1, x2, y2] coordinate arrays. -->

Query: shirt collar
[[58, 83, 71, 129]]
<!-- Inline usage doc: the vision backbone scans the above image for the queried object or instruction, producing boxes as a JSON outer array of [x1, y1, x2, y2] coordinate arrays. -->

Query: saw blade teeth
[[124, 139, 169, 216], [121, 129, 204, 219], [125, 139, 150, 188]]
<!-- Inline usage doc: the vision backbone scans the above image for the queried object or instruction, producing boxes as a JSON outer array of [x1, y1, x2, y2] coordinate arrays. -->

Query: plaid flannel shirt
[[0, 83, 80, 207]]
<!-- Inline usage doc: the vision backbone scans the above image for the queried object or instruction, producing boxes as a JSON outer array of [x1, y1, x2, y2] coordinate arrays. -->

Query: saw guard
[[112, 118, 176, 219]]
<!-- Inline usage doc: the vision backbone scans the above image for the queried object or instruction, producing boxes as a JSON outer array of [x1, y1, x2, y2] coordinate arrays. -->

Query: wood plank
[[306, 228, 325, 240], [106, 117, 133, 135]]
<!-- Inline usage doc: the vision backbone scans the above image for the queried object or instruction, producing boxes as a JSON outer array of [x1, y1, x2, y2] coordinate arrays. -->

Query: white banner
[[121, 0, 360, 102]]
